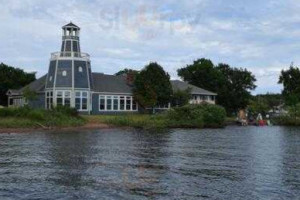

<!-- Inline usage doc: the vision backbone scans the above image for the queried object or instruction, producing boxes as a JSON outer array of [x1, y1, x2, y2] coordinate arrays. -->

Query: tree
[[115, 68, 138, 76], [177, 58, 224, 92], [177, 58, 257, 114], [216, 63, 256, 114], [0, 63, 36, 106], [171, 88, 191, 107], [23, 86, 38, 102], [256, 93, 283, 111], [278, 65, 300, 105], [133, 62, 173, 111], [248, 96, 270, 116]]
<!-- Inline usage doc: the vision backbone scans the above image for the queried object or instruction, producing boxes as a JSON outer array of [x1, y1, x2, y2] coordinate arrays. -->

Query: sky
[[1, 0, 300, 94]]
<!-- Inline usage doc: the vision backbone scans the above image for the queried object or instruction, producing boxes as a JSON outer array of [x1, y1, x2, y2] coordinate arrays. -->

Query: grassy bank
[[0, 106, 86, 129], [85, 104, 227, 129], [0, 104, 226, 130], [272, 116, 300, 126]]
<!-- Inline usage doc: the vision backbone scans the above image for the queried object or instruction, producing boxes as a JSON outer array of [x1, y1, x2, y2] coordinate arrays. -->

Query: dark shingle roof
[[62, 22, 80, 29], [171, 80, 217, 95], [92, 73, 132, 94], [7, 75, 47, 96], [7, 74, 216, 96], [20, 74, 47, 93]]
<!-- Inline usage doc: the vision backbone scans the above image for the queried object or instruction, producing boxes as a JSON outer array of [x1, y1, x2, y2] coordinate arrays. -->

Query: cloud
[[0, 0, 299, 94]]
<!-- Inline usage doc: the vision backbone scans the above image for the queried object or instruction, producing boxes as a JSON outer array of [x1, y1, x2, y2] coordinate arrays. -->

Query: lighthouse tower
[[45, 22, 93, 113]]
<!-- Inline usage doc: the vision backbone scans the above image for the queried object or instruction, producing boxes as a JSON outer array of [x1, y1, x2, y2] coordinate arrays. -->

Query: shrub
[[167, 104, 226, 128], [0, 106, 84, 128]]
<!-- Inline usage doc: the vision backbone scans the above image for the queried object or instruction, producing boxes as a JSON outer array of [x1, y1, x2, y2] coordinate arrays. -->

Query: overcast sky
[[1, 0, 300, 94]]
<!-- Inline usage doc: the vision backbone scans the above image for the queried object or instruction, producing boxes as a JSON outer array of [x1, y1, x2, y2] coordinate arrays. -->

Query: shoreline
[[0, 122, 112, 134]]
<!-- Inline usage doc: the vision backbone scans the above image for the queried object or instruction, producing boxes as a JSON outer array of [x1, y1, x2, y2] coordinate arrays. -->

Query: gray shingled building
[[6, 23, 217, 114]]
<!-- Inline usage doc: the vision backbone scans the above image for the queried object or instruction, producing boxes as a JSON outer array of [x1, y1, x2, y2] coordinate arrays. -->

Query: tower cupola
[[61, 22, 81, 56]]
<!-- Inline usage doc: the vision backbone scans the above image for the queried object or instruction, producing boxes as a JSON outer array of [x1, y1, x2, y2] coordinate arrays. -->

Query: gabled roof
[[62, 22, 80, 29], [171, 80, 217, 95], [92, 73, 132, 94], [7, 74, 217, 96], [7, 75, 47, 96]]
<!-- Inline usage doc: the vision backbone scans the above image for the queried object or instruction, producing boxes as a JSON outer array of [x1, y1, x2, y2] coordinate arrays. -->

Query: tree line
[[0, 63, 36, 106], [1, 59, 299, 116]]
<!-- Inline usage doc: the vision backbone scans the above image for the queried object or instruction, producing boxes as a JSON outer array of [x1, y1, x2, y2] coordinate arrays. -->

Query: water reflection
[[0, 127, 299, 199]]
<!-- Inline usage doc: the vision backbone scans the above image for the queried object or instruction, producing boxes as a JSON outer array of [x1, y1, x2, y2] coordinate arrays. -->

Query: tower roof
[[62, 22, 80, 29]]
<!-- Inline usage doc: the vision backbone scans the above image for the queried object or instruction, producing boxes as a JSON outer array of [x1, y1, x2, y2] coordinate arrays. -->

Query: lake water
[[0, 126, 299, 199]]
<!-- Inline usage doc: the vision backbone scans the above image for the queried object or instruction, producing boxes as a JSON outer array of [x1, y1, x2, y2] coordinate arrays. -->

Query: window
[[46, 91, 53, 109], [99, 95, 138, 111], [126, 96, 131, 110], [132, 100, 137, 111], [64, 91, 71, 107], [120, 96, 125, 110], [56, 91, 63, 106], [49, 76, 53, 82], [75, 91, 88, 111], [99, 96, 105, 110], [82, 92, 88, 110], [78, 66, 83, 72], [106, 96, 112, 110], [56, 90, 71, 107], [113, 96, 119, 110], [62, 70, 67, 76]]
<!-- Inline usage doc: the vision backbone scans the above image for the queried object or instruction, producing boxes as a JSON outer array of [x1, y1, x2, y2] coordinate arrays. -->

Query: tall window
[[56, 90, 71, 107], [75, 91, 88, 111], [64, 91, 71, 107], [46, 91, 53, 109], [106, 96, 112, 110], [132, 100, 137, 110], [113, 96, 119, 110], [120, 96, 125, 110], [99, 96, 105, 110], [56, 91, 63, 106], [126, 97, 131, 110]]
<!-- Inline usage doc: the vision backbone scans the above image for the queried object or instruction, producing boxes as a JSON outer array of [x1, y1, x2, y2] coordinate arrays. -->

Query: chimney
[[126, 72, 135, 86]]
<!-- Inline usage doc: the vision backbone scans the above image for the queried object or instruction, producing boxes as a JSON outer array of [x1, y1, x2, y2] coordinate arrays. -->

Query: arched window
[[62, 70, 67, 76], [78, 66, 83, 72]]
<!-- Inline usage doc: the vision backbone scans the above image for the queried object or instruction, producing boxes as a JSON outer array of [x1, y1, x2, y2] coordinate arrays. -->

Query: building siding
[[56, 60, 72, 87], [28, 93, 45, 109], [74, 60, 89, 88], [46, 60, 56, 88]]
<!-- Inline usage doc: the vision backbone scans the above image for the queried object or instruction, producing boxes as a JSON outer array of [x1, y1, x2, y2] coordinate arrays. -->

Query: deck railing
[[50, 52, 90, 60]]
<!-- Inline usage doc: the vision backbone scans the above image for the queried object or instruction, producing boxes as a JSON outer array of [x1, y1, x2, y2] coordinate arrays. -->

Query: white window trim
[[99, 95, 138, 112], [75, 91, 88, 111], [45, 91, 54, 109], [55, 90, 71, 106]]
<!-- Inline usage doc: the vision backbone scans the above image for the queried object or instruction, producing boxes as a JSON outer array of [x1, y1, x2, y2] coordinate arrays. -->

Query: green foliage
[[0, 63, 36, 106], [167, 104, 226, 128], [115, 68, 138, 76], [133, 62, 173, 109], [171, 88, 191, 107], [255, 93, 283, 110], [177, 58, 256, 114], [248, 97, 270, 115], [23, 86, 38, 101], [86, 114, 167, 130], [272, 103, 300, 126], [86, 104, 226, 129], [279, 65, 300, 99], [272, 115, 300, 126], [0, 106, 85, 128]]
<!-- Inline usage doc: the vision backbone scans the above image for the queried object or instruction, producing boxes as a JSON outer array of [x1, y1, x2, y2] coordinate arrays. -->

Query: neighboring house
[[7, 22, 217, 114], [171, 80, 217, 105]]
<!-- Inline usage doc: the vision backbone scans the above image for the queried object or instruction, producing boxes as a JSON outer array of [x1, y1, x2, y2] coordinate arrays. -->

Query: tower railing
[[51, 52, 90, 60]]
